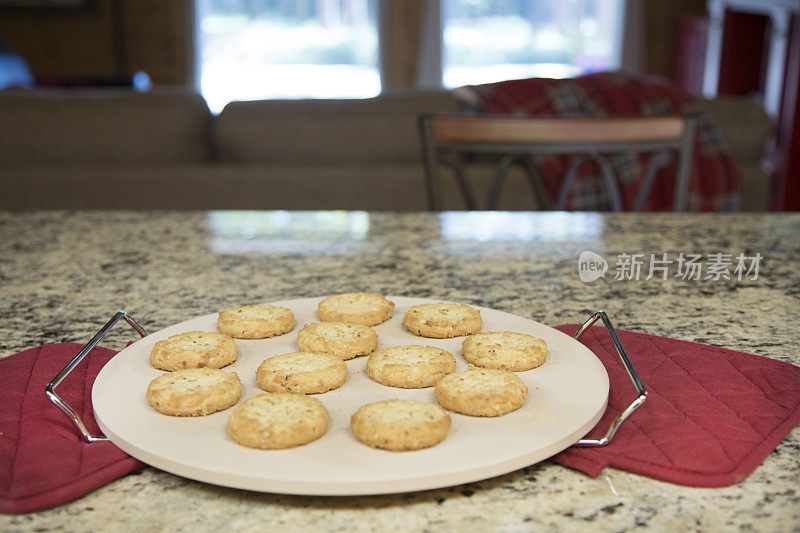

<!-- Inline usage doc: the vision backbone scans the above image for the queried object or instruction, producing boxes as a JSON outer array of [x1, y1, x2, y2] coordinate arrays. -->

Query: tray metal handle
[[45, 308, 642, 446], [45, 311, 147, 443], [574, 310, 647, 446]]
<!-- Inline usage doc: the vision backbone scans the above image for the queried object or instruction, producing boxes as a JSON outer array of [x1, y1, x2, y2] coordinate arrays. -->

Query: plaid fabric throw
[[457, 72, 741, 211]]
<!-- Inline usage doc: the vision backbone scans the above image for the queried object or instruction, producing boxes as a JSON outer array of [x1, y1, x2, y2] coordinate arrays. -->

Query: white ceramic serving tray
[[93, 296, 609, 496]]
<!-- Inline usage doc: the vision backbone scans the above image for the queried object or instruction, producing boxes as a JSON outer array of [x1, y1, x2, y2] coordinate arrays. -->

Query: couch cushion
[[0, 164, 429, 211], [215, 92, 458, 164], [738, 165, 771, 212], [0, 90, 211, 165], [0, 162, 555, 211], [700, 97, 773, 167], [700, 97, 774, 212]]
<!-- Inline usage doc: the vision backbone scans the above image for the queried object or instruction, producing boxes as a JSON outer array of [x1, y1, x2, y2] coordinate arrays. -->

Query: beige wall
[[379, 0, 425, 90]]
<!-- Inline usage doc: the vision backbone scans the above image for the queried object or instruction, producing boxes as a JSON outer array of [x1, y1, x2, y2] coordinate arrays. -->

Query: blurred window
[[196, 0, 380, 113], [442, 0, 624, 87]]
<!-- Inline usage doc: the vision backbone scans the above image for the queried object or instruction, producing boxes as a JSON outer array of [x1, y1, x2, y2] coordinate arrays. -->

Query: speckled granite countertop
[[1, 211, 798, 532]]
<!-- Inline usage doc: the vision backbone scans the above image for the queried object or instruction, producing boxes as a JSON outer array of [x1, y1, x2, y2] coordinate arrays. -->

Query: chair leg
[[556, 154, 591, 210], [487, 155, 550, 211], [425, 160, 444, 211], [633, 150, 671, 212], [486, 154, 518, 210], [445, 157, 477, 210], [673, 117, 697, 212], [557, 153, 623, 211], [419, 114, 442, 211], [519, 156, 550, 210], [594, 153, 623, 212]]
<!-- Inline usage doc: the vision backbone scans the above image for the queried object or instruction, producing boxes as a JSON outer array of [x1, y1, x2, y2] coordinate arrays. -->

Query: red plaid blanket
[[457, 72, 741, 211]]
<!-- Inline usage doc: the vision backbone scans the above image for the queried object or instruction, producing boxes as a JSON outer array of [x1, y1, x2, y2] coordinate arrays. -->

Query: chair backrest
[[430, 114, 687, 145], [419, 113, 697, 211]]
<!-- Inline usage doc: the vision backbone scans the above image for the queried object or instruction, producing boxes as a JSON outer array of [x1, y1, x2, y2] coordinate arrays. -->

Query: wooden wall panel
[[0, 4, 118, 79], [0, 0, 190, 85], [644, 0, 706, 77], [122, 0, 191, 85]]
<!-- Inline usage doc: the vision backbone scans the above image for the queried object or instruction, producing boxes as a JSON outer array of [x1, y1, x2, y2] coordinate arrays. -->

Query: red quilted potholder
[[3, 331, 799, 514], [551, 325, 800, 487], [0, 344, 144, 515]]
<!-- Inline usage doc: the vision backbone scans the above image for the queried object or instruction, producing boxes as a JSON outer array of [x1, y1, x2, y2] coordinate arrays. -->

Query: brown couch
[[0, 88, 773, 211]]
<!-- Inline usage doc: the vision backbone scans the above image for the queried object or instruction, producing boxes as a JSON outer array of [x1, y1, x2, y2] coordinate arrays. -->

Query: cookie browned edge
[[317, 293, 395, 326], [350, 399, 451, 451], [402, 302, 482, 339], [434, 368, 528, 417], [217, 304, 295, 339], [227, 392, 329, 450], [461, 331, 547, 372], [296, 322, 378, 360], [149, 331, 238, 371], [255, 351, 347, 394], [146, 368, 242, 416], [366, 345, 456, 388]]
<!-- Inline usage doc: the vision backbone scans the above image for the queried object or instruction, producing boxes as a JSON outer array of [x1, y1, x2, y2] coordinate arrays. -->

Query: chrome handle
[[45, 311, 147, 443], [574, 310, 647, 446]]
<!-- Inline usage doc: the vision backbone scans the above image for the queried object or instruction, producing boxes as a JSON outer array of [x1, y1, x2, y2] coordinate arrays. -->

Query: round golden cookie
[[317, 293, 395, 326], [402, 302, 482, 339], [256, 351, 347, 394], [146, 368, 241, 417], [366, 345, 456, 388], [227, 392, 329, 450], [149, 331, 238, 371], [217, 304, 295, 339], [462, 331, 547, 372], [350, 400, 451, 451], [296, 321, 378, 360], [434, 368, 528, 417]]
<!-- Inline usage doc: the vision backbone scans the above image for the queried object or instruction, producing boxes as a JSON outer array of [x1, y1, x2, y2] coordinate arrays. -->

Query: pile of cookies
[[145, 293, 548, 452]]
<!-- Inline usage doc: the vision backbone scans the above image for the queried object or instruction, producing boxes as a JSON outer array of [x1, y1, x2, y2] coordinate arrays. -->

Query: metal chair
[[419, 113, 697, 211]]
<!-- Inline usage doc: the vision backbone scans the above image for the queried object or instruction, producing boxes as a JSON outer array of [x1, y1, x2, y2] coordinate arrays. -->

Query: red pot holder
[[0, 344, 144, 514], [552, 324, 800, 487], [2, 315, 799, 514]]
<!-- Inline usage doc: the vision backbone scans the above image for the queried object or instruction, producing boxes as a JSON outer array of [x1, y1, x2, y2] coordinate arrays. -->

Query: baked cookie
[[149, 331, 238, 371], [366, 345, 456, 388], [317, 293, 395, 326], [434, 368, 528, 417], [350, 400, 451, 451], [462, 332, 547, 372], [256, 351, 347, 394], [296, 321, 378, 360], [402, 302, 482, 339], [217, 304, 295, 339], [227, 392, 329, 450], [146, 368, 241, 417]]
